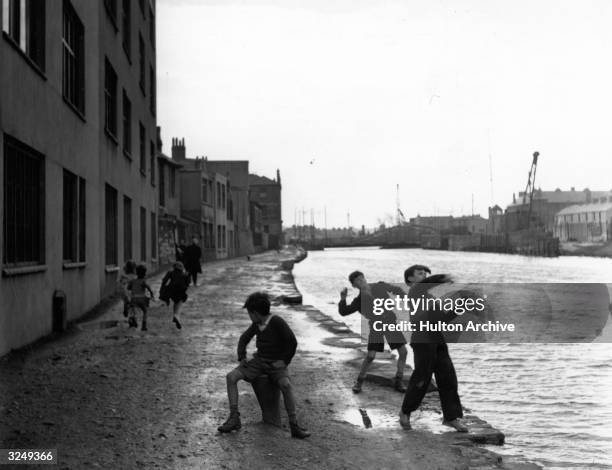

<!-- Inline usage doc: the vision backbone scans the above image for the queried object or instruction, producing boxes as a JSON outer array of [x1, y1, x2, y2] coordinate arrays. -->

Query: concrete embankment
[[0, 248, 539, 469]]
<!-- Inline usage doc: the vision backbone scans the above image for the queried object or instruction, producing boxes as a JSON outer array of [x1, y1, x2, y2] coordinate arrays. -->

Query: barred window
[[150, 140, 155, 186], [105, 184, 118, 266], [158, 161, 165, 207], [104, 0, 117, 26], [149, 64, 156, 116], [104, 58, 118, 138], [140, 206, 146, 262], [121, 0, 131, 59], [139, 122, 145, 175], [150, 212, 157, 259], [63, 169, 86, 263], [149, 5, 155, 48], [138, 33, 145, 94], [62, 0, 84, 114], [123, 196, 132, 261], [2, 0, 45, 70], [3, 135, 45, 266], [122, 90, 131, 155]]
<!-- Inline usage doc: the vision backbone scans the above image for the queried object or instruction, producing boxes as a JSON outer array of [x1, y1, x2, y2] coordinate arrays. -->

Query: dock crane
[[522, 151, 539, 230]]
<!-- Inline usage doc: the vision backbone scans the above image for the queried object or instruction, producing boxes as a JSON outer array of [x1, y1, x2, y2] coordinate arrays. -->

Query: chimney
[[276, 169, 281, 186], [171, 137, 186, 161]]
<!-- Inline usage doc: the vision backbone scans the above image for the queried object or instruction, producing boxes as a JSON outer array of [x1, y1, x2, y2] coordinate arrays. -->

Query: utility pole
[[324, 206, 328, 245]]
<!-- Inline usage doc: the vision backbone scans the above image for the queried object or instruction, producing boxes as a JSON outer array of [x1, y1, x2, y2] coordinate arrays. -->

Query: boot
[[141, 320, 147, 331], [399, 411, 412, 430], [290, 422, 311, 439], [218, 412, 241, 433], [352, 377, 364, 394], [393, 376, 406, 393]]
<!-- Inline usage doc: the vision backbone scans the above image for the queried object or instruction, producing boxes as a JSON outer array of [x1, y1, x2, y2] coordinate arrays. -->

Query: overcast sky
[[157, 0, 612, 228]]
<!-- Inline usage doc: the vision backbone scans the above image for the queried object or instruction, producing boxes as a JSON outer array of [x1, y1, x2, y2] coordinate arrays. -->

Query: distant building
[[409, 214, 487, 234], [250, 201, 268, 251], [505, 187, 610, 232], [156, 132, 198, 266], [206, 161, 253, 256], [248, 171, 283, 249], [554, 196, 612, 242], [0, 0, 158, 355]]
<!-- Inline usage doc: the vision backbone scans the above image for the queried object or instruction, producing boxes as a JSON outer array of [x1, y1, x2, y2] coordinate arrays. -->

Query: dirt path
[[0, 249, 539, 469]]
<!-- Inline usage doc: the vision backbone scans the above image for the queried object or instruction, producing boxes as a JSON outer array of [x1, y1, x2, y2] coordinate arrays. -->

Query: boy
[[127, 265, 155, 331], [118, 260, 137, 318], [159, 261, 190, 330], [399, 264, 467, 432], [217, 292, 310, 438], [339, 271, 409, 394]]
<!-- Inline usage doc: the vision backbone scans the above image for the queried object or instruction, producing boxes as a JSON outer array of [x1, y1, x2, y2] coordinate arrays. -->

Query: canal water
[[293, 247, 612, 470]]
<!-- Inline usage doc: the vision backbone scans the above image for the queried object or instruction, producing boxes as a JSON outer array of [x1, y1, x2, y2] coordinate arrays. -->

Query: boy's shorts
[[236, 355, 289, 384], [367, 327, 407, 352]]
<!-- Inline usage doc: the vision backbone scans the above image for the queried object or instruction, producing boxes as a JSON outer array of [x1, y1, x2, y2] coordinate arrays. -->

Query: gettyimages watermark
[[358, 283, 612, 343]]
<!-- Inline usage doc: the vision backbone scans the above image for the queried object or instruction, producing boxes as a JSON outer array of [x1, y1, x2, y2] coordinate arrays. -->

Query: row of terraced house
[[0, 1, 282, 356]]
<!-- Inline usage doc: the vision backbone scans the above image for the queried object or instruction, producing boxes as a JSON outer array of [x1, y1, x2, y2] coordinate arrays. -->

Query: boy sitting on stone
[[217, 292, 310, 438]]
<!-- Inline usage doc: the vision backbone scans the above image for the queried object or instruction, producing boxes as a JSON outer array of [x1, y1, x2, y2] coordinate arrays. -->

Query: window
[[123, 196, 132, 261], [3, 135, 45, 266], [221, 184, 226, 209], [105, 184, 118, 266], [150, 212, 156, 259], [222, 226, 226, 249], [158, 161, 165, 207], [150, 140, 155, 186], [63, 169, 86, 262], [121, 0, 130, 59], [170, 167, 176, 197], [122, 90, 131, 156], [104, 58, 118, 138], [216, 182, 221, 208], [217, 225, 221, 248], [149, 65, 155, 116], [140, 206, 146, 261], [62, 0, 84, 115], [138, 33, 145, 94], [2, 0, 45, 71], [139, 122, 145, 175], [104, 0, 117, 27], [149, 6, 155, 48]]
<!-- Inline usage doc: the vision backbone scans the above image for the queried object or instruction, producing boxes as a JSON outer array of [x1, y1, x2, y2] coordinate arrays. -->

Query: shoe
[[218, 412, 241, 433], [141, 322, 147, 331], [399, 412, 412, 430], [173, 317, 182, 330], [290, 422, 311, 439], [443, 418, 468, 433], [128, 317, 138, 328], [352, 378, 364, 394], [393, 376, 407, 393]]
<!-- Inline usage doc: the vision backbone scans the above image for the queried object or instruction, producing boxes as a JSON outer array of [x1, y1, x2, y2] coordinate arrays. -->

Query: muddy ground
[[0, 249, 540, 469]]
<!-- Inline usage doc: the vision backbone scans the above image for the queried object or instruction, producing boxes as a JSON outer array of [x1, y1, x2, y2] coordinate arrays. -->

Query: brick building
[[248, 170, 283, 249]]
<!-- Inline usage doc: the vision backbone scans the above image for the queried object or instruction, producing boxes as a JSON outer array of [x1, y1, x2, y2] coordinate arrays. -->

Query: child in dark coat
[[159, 261, 190, 330]]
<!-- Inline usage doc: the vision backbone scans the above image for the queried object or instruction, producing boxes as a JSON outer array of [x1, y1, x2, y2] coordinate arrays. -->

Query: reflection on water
[[293, 248, 612, 469]]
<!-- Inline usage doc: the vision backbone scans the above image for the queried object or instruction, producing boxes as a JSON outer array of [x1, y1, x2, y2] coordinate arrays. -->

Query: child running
[[217, 292, 311, 438], [126, 264, 155, 331], [118, 260, 137, 318], [159, 261, 190, 330]]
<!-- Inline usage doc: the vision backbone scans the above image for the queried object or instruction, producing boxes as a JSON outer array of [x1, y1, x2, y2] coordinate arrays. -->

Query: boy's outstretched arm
[[338, 288, 360, 316], [237, 323, 257, 361]]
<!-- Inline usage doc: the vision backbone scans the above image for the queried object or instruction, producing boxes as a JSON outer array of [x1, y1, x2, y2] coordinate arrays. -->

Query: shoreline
[[287, 246, 543, 470]]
